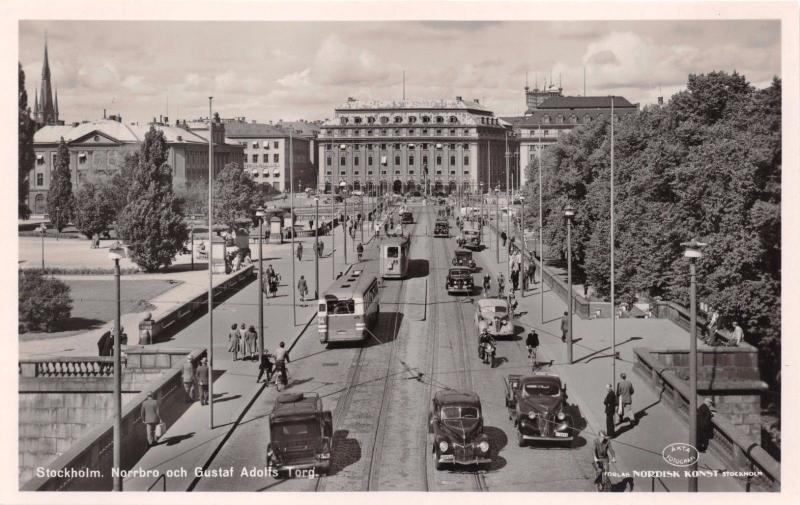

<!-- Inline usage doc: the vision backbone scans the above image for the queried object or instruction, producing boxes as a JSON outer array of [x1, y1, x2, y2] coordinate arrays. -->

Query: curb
[[184, 265, 353, 491]]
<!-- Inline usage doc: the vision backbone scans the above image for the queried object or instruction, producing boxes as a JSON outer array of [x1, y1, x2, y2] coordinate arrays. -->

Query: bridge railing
[[19, 357, 114, 378]]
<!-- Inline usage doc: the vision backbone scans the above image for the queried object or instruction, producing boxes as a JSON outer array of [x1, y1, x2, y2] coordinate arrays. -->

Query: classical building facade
[[223, 121, 317, 193], [317, 97, 519, 195], [503, 92, 639, 187], [28, 116, 244, 216]]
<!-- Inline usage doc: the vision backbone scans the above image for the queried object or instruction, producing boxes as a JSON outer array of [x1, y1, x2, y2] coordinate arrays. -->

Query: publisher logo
[[662, 443, 699, 467]]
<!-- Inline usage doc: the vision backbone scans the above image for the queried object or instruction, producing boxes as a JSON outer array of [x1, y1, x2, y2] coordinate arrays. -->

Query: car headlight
[[478, 441, 490, 453], [528, 411, 536, 420], [557, 412, 566, 421], [438, 440, 449, 452]]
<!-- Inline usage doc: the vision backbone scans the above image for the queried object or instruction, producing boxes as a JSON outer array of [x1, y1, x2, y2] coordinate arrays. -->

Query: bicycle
[[594, 459, 613, 492]]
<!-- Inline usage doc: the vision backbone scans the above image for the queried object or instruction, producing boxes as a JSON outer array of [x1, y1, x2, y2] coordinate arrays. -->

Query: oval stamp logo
[[662, 443, 699, 467]]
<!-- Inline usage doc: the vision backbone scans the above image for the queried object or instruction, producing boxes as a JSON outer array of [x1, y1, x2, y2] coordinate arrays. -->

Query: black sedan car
[[429, 390, 492, 470]]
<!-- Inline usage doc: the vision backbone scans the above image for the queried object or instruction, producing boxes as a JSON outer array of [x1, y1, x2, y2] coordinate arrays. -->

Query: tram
[[379, 235, 411, 279], [318, 267, 379, 344]]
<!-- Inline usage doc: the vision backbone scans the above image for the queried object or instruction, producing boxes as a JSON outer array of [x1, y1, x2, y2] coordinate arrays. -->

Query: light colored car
[[475, 298, 514, 338]]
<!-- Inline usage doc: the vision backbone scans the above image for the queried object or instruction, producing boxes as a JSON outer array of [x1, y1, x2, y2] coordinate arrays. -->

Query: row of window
[[251, 154, 280, 163], [244, 140, 281, 149], [341, 115, 459, 126], [327, 155, 469, 167], [533, 113, 627, 125], [325, 170, 471, 176], [323, 128, 473, 138], [326, 143, 470, 151]]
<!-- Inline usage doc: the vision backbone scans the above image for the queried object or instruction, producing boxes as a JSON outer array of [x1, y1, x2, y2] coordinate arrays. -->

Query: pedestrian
[[309, 219, 314, 231], [266, 264, 275, 280], [497, 273, 506, 297], [245, 325, 258, 359], [704, 309, 720, 344], [697, 397, 716, 452], [140, 391, 162, 447], [603, 384, 617, 438], [511, 269, 519, 293], [482, 273, 491, 297], [318, 240, 324, 258], [228, 323, 238, 358], [196, 357, 210, 405], [560, 311, 569, 343], [616, 372, 635, 427], [256, 349, 273, 383], [527, 261, 536, 285], [181, 355, 195, 403], [238, 323, 247, 359], [97, 329, 112, 357], [501, 230, 507, 247], [296, 242, 303, 262], [298, 275, 309, 305], [731, 321, 744, 346]]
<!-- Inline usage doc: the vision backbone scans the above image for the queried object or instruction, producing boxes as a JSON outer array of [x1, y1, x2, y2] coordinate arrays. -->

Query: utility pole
[[207, 97, 214, 429], [290, 130, 297, 326]]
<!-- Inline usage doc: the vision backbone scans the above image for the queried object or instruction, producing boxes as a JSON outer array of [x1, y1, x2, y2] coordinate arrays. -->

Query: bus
[[379, 235, 411, 279], [318, 266, 379, 344]]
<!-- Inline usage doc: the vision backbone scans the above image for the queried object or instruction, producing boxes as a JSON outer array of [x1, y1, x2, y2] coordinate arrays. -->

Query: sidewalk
[[121, 216, 380, 491], [474, 228, 743, 492]]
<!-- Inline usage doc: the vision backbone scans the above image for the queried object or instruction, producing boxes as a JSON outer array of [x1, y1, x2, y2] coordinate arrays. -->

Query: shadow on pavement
[[329, 429, 362, 475], [159, 431, 195, 446], [212, 393, 242, 404], [407, 259, 430, 278], [485, 425, 508, 471], [364, 312, 404, 347]]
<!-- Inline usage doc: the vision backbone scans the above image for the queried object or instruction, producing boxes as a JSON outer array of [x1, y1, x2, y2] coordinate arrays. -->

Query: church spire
[[38, 33, 56, 125], [54, 86, 59, 117]]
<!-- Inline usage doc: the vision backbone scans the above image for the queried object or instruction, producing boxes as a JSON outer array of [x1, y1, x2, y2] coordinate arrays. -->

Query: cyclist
[[356, 242, 364, 261], [273, 341, 290, 386], [497, 273, 506, 298], [526, 329, 540, 368], [482, 273, 491, 297], [593, 430, 616, 491]]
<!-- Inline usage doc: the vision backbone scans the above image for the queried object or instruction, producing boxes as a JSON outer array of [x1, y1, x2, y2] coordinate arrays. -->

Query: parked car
[[266, 392, 333, 476], [503, 373, 573, 446], [475, 298, 514, 338], [429, 390, 492, 470], [434, 219, 450, 238], [446, 267, 474, 295], [400, 211, 414, 224]]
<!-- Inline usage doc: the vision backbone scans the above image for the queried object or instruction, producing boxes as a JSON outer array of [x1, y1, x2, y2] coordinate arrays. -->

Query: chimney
[[474, 98, 480, 103], [657, 96, 664, 106], [177, 135, 183, 141], [456, 96, 462, 101], [103, 108, 107, 119]]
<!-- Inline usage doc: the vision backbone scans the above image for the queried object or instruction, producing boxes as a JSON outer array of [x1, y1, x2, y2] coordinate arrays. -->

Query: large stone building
[[317, 97, 519, 195], [223, 120, 317, 193], [27, 115, 245, 216], [503, 88, 639, 187]]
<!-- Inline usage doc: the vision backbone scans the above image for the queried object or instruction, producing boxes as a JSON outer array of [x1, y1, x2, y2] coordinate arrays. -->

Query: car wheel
[[516, 430, 526, 447], [435, 456, 444, 471]]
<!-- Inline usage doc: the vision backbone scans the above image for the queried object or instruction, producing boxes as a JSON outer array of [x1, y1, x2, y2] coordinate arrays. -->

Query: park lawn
[[20, 279, 182, 341]]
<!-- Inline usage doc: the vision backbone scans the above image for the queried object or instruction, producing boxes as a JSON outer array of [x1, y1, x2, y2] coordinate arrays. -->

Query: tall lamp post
[[108, 244, 126, 491], [339, 180, 348, 264], [520, 195, 526, 294], [206, 97, 214, 429], [314, 196, 320, 299], [330, 193, 335, 280], [564, 205, 576, 364], [682, 239, 706, 492], [256, 207, 266, 363], [494, 187, 500, 264], [290, 130, 297, 326], [537, 124, 544, 323], [479, 182, 484, 242], [38, 223, 47, 269]]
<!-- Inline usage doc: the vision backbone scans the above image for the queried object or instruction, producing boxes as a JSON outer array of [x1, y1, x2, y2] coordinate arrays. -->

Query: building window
[[423, 155, 428, 165], [463, 143, 469, 149], [408, 116, 417, 124], [327, 157, 332, 166], [450, 156, 456, 165], [449, 129, 455, 135], [436, 116, 444, 123], [368, 171, 373, 175], [36, 173, 43, 186], [394, 116, 403, 123], [326, 171, 332, 175], [422, 116, 430, 123], [450, 170, 456, 175], [436, 170, 442, 175], [274, 141, 279, 148], [436, 129, 442, 135], [354, 157, 360, 166], [340, 157, 346, 165], [395, 170, 401, 174], [422, 129, 429, 135], [36, 155, 45, 165], [464, 170, 469, 175], [340, 171, 346, 175], [382, 170, 387, 175], [464, 156, 469, 166], [274, 154, 280, 163], [394, 129, 401, 136], [252, 154, 259, 163], [380, 144, 387, 150], [394, 156, 400, 165], [366, 144, 373, 149], [436, 156, 442, 165], [449, 144, 455, 150], [409, 156, 415, 165], [354, 171, 360, 175], [368, 157, 373, 166], [326, 144, 332, 150]]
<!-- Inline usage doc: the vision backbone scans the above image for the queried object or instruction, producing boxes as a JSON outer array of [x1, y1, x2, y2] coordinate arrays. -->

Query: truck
[[266, 392, 333, 477]]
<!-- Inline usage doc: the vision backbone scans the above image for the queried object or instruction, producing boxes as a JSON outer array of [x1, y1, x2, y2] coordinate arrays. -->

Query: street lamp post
[[339, 181, 348, 264], [290, 130, 297, 326], [494, 187, 500, 264], [256, 207, 266, 363], [331, 194, 335, 279], [206, 97, 214, 429], [682, 239, 706, 492], [479, 182, 484, 242], [38, 224, 47, 269], [520, 196, 526, 294], [314, 197, 320, 299], [564, 205, 576, 364], [108, 245, 125, 491]]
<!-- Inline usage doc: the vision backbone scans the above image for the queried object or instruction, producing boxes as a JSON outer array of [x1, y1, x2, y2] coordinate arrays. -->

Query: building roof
[[536, 95, 636, 110], [503, 106, 638, 127], [224, 122, 293, 139], [335, 98, 491, 114], [34, 119, 213, 145]]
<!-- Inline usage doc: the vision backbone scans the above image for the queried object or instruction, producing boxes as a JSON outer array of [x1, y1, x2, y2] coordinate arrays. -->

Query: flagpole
[[207, 97, 214, 429], [290, 129, 297, 326], [538, 123, 544, 323]]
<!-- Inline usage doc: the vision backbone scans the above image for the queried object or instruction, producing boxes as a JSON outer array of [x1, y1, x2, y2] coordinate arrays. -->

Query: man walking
[[245, 325, 258, 359], [616, 372, 635, 428], [257, 349, 273, 384], [298, 275, 309, 306], [527, 260, 536, 286], [510, 268, 519, 294], [181, 355, 195, 403], [140, 391, 162, 447], [497, 273, 506, 297], [697, 397, 716, 452], [501, 230, 507, 247], [603, 384, 617, 438], [560, 311, 569, 343], [731, 322, 744, 346], [296, 242, 303, 262], [196, 357, 210, 405]]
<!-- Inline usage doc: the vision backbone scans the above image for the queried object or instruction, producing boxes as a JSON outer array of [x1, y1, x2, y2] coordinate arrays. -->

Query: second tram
[[318, 267, 380, 344], [379, 235, 411, 279]]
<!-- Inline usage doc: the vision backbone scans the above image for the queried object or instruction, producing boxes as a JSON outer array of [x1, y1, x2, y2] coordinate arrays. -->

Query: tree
[[117, 127, 189, 272], [47, 138, 74, 232], [174, 179, 208, 219], [19, 270, 72, 332], [18, 63, 34, 220], [212, 162, 259, 230], [73, 181, 115, 239]]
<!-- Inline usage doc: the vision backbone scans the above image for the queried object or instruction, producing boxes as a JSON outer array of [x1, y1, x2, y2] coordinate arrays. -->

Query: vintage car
[[400, 211, 414, 224], [434, 219, 450, 238], [475, 297, 514, 338], [266, 392, 333, 476], [429, 390, 492, 470], [447, 267, 474, 294], [451, 248, 476, 270], [462, 221, 482, 250], [504, 374, 573, 446]]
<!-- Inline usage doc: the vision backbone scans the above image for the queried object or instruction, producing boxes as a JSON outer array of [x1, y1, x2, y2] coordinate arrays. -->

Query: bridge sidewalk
[[474, 236, 743, 492]]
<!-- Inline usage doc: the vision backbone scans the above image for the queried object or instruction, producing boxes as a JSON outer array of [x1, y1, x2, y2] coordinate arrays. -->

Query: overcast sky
[[19, 20, 780, 125]]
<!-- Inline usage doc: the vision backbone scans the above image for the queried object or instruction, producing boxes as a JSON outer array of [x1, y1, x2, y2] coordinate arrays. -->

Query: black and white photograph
[[4, 0, 797, 501]]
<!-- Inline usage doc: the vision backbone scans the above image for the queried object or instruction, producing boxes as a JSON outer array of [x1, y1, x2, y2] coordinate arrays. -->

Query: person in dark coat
[[603, 384, 617, 438], [256, 350, 273, 384], [527, 261, 536, 285], [97, 330, 112, 357], [196, 357, 210, 405], [616, 372, 635, 427], [140, 391, 162, 446], [511, 269, 520, 293], [501, 230, 507, 247], [697, 397, 716, 452], [560, 311, 569, 343]]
